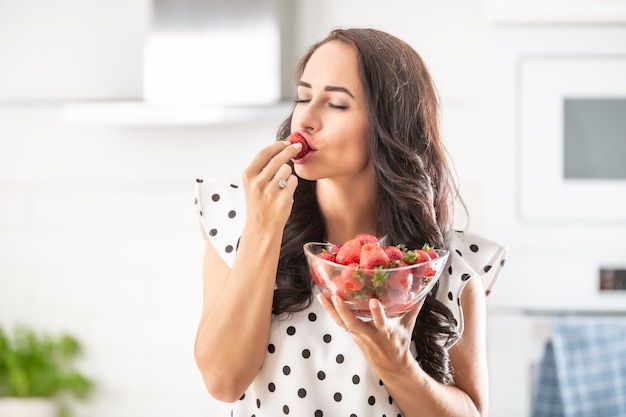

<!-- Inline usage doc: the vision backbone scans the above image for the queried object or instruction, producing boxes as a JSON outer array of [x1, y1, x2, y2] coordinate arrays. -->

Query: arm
[[320, 276, 489, 416], [194, 141, 302, 403]]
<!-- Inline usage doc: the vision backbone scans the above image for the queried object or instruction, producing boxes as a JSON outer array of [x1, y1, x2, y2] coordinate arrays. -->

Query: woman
[[194, 28, 507, 417]]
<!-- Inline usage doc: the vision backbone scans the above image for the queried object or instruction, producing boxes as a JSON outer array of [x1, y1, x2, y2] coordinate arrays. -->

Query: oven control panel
[[600, 268, 626, 291]]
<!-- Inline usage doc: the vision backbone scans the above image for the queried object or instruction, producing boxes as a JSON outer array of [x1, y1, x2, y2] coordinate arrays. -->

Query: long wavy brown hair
[[273, 28, 462, 385]]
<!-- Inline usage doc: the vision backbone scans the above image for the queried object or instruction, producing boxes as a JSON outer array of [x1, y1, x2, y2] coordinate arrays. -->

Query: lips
[[287, 132, 311, 159]]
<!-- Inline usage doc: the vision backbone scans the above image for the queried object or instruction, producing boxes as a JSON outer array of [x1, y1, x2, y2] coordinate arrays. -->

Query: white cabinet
[[0, 0, 149, 100]]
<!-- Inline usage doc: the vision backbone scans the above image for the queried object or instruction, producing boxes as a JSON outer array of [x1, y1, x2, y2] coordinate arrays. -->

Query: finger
[[244, 141, 291, 178], [369, 298, 389, 330], [243, 141, 302, 184], [285, 174, 298, 191], [331, 295, 364, 332], [272, 164, 294, 188], [316, 294, 347, 329], [261, 142, 302, 182]]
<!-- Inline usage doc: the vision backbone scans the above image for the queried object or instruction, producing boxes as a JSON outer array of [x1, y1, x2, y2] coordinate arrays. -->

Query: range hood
[[145, 0, 294, 106], [63, 0, 295, 126]]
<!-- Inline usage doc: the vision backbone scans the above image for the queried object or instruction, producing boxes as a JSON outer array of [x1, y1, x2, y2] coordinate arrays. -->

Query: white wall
[[2, 1, 624, 417]]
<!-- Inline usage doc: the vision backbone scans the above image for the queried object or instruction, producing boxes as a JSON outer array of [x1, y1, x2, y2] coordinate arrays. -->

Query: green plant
[[0, 325, 92, 400]]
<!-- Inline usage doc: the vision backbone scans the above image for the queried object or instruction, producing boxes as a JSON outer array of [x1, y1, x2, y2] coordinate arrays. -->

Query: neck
[[316, 175, 379, 245]]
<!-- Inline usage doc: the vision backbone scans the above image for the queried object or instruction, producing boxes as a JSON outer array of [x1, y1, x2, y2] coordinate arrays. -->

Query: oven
[[484, 7, 626, 416]]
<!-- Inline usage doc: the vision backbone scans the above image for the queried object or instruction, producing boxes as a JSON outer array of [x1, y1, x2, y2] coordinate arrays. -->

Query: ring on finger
[[273, 176, 287, 189]]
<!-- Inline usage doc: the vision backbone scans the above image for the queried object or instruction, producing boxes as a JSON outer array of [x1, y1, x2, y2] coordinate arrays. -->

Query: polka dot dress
[[237, 296, 401, 416], [438, 230, 508, 338], [194, 179, 508, 416]]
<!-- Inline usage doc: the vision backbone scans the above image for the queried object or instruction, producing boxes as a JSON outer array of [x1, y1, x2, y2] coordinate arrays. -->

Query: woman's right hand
[[195, 139, 303, 403], [241, 140, 303, 229]]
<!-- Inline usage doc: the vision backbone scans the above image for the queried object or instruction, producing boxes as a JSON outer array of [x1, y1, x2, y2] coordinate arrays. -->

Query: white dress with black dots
[[194, 179, 508, 417]]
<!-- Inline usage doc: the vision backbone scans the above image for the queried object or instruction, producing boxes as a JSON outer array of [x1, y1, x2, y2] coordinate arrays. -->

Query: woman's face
[[290, 40, 370, 182]]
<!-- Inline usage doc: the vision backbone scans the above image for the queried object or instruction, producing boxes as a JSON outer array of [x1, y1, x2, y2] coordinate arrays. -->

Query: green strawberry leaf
[[371, 267, 388, 289], [403, 250, 418, 264]]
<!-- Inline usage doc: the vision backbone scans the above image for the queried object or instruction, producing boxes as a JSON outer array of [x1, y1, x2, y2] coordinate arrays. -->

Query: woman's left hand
[[317, 294, 424, 376]]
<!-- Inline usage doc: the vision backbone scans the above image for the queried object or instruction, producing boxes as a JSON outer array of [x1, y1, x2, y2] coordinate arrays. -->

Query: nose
[[292, 102, 321, 133]]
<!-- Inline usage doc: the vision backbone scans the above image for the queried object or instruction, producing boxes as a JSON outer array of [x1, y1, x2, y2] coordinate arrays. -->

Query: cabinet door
[[0, 0, 147, 100]]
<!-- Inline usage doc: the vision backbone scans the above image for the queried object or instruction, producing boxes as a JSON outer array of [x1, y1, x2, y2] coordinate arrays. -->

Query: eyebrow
[[298, 81, 355, 99]]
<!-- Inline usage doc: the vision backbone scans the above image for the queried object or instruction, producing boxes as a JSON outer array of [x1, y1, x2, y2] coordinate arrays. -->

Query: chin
[[293, 165, 314, 181]]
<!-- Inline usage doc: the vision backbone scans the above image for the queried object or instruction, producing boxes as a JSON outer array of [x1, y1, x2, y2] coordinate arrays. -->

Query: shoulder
[[435, 230, 508, 337]]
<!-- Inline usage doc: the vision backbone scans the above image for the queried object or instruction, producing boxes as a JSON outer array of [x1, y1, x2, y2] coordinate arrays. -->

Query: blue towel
[[532, 317, 626, 417]]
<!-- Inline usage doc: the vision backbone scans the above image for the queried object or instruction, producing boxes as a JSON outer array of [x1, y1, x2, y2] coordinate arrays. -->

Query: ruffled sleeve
[[435, 230, 508, 338], [194, 178, 246, 268]]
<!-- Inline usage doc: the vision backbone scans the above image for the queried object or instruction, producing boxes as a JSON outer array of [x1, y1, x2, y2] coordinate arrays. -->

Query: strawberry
[[310, 258, 330, 288], [421, 243, 439, 260], [317, 251, 336, 263], [355, 233, 379, 245], [334, 264, 365, 292], [384, 245, 404, 263], [386, 270, 413, 294], [422, 265, 437, 277], [401, 248, 437, 277], [359, 243, 390, 269], [309, 265, 324, 287], [335, 238, 362, 265], [286, 132, 311, 159], [330, 244, 342, 254], [410, 246, 437, 277], [404, 249, 431, 265]]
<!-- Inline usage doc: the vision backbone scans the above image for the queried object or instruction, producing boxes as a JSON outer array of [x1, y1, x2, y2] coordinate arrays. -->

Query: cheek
[[294, 143, 369, 180], [341, 141, 369, 168], [324, 135, 370, 175], [344, 127, 370, 164]]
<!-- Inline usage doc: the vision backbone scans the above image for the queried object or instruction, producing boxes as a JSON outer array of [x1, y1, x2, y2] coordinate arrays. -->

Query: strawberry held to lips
[[286, 132, 311, 159]]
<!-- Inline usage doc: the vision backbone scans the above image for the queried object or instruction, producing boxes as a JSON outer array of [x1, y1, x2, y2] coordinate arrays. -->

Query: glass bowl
[[303, 242, 450, 319]]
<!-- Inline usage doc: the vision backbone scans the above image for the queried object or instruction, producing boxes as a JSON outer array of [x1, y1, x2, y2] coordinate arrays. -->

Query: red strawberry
[[404, 249, 431, 265], [309, 263, 325, 287], [386, 270, 414, 294], [336, 238, 362, 265], [310, 257, 331, 287], [384, 246, 404, 263], [317, 251, 336, 263], [411, 247, 437, 277], [421, 244, 439, 260], [330, 244, 342, 254], [355, 233, 379, 245], [286, 132, 311, 159], [359, 243, 390, 269], [335, 264, 365, 292]]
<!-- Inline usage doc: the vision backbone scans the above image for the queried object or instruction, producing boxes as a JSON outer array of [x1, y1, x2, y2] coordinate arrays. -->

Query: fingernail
[[293, 142, 302, 150]]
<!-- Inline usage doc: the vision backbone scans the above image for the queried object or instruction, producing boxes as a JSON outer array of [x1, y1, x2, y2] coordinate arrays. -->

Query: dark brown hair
[[273, 28, 460, 384]]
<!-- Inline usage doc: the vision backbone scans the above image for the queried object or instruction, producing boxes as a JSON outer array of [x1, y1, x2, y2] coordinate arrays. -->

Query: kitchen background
[[1, 0, 625, 416]]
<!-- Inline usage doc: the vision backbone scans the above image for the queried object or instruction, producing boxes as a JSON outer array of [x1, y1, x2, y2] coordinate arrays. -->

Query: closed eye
[[294, 98, 348, 111]]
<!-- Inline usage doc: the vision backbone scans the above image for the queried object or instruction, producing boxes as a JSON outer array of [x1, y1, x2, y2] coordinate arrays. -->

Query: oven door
[[518, 56, 626, 222]]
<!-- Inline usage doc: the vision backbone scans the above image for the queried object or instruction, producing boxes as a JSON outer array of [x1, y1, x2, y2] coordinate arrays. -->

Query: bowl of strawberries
[[303, 234, 449, 319]]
